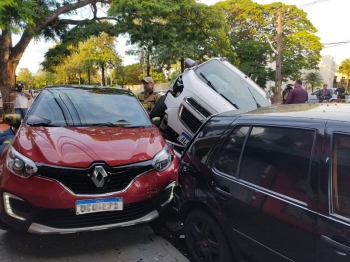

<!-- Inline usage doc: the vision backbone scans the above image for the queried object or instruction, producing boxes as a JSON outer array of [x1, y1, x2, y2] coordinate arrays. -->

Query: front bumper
[[0, 182, 174, 234]]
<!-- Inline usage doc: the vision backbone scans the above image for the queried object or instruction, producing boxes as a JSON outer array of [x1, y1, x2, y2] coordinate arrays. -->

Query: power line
[[323, 40, 350, 45], [298, 0, 329, 8]]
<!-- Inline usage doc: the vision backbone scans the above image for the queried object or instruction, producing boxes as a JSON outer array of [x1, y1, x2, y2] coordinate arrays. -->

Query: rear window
[[28, 88, 150, 127]]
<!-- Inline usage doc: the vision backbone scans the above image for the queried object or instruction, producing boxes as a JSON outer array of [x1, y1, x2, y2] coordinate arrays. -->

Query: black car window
[[28, 88, 150, 126], [332, 134, 350, 219], [214, 126, 250, 176], [240, 126, 314, 202]]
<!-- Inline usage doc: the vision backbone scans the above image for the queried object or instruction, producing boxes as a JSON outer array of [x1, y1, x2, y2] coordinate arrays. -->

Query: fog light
[[3, 192, 26, 221]]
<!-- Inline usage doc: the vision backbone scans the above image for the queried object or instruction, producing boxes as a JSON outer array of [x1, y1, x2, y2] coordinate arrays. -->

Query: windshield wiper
[[220, 93, 239, 109], [26, 116, 61, 127], [200, 73, 218, 92], [79, 122, 131, 127], [107, 121, 131, 127]]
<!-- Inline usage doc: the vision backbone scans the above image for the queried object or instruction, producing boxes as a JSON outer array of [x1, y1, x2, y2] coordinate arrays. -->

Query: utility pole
[[274, 8, 282, 103], [272, 0, 328, 103]]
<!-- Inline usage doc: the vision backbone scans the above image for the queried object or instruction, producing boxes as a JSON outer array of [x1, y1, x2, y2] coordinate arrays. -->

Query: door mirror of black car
[[3, 114, 22, 129]]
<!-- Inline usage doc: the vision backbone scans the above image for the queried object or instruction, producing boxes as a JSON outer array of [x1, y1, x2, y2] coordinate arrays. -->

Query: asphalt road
[[0, 223, 189, 262]]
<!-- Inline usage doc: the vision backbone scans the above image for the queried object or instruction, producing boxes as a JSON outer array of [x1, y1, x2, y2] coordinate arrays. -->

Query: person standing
[[27, 90, 35, 108], [282, 84, 293, 104], [316, 84, 332, 103], [10, 83, 31, 119], [335, 82, 347, 101], [137, 77, 162, 114], [286, 80, 308, 104]]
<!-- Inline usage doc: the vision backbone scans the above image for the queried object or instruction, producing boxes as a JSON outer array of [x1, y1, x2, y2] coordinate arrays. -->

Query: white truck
[[150, 58, 270, 152]]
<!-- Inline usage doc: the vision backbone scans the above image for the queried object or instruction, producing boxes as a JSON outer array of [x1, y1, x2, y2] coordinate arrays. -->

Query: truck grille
[[37, 161, 154, 195], [185, 97, 212, 118], [179, 106, 203, 134]]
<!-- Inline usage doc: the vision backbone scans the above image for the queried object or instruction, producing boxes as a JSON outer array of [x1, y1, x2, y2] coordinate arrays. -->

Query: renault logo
[[90, 166, 108, 188]]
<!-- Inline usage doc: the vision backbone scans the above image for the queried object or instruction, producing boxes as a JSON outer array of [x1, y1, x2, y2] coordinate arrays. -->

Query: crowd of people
[[274, 80, 348, 104]]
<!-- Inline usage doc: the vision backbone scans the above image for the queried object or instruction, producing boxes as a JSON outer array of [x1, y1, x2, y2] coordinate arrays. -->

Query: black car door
[[315, 121, 350, 261], [208, 116, 325, 262]]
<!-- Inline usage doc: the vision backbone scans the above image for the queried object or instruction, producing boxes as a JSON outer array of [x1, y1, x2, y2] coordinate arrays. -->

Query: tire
[[149, 95, 167, 119], [185, 209, 235, 262], [330, 99, 337, 103]]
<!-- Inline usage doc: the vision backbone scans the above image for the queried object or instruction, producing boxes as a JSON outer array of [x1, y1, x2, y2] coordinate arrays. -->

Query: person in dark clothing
[[282, 84, 293, 104], [335, 82, 347, 101], [286, 80, 308, 104], [316, 84, 332, 103]]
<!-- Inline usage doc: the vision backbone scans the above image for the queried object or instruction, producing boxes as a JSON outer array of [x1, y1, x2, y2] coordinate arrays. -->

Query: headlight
[[152, 145, 172, 172], [6, 146, 38, 179]]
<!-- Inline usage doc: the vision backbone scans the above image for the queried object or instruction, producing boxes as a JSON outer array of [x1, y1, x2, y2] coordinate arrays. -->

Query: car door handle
[[211, 182, 232, 200], [321, 235, 350, 256]]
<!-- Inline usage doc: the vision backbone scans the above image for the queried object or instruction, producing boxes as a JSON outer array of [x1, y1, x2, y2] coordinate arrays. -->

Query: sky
[[15, 0, 350, 74]]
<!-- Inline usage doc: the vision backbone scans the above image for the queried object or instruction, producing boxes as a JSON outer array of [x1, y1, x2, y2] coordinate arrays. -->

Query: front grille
[[185, 97, 211, 118], [33, 200, 154, 229], [180, 106, 203, 134], [37, 161, 154, 195]]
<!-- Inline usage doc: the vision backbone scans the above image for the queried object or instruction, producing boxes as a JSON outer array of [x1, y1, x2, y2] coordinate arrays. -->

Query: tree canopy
[[215, 0, 322, 84], [0, 0, 323, 113], [0, 0, 115, 113]]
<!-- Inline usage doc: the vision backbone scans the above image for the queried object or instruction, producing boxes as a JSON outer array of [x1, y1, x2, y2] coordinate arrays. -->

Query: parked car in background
[[308, 87, 350, 103], [174, 103, 350, 262], [0, 85, 178, 233], [32, 88, 43, 99]]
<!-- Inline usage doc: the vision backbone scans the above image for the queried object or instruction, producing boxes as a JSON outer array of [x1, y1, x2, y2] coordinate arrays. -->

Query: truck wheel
[[185, 209, 235, 262], [149, 96, 166, 119]]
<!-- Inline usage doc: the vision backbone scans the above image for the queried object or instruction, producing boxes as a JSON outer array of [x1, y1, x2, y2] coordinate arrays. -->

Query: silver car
[[308, 88, 350, 103], [308, 88, 343, 103]]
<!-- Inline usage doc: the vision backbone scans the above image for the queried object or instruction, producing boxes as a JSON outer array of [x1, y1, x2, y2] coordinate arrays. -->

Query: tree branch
[[11, 0, 110, 61], [59, 17, 119, 25]]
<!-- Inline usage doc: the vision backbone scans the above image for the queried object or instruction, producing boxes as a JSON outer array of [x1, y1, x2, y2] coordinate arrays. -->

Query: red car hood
[[13, 126, 165, 167]]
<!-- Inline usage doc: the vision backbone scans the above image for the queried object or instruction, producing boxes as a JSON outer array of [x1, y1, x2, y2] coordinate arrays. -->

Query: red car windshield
[[27, 87, 151, 127]]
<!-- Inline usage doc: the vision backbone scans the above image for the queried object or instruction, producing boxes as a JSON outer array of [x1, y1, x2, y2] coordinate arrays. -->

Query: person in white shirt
[[10, 83, 31, 119]]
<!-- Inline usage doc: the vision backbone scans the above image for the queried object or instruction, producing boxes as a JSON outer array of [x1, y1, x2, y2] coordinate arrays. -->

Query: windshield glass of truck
[[195, 59, 269, 111]]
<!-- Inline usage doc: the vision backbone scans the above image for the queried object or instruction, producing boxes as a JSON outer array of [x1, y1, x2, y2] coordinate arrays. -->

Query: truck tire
[[149, 96, 167, 119]]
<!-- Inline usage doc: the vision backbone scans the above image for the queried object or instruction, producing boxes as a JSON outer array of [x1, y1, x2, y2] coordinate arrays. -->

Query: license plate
[[177, 132, 191, 146], [76, 197, 123, 215]]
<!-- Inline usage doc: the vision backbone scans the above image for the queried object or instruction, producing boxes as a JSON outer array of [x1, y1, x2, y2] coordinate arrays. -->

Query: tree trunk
[[180, 57, 185, 73], [101, 64, 105, 86], [146, 48, 151, 76], [87, 69, 91, 85], [0, 31, 19, 114]]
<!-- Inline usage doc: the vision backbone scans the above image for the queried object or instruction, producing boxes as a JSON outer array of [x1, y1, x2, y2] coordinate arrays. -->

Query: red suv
[[0, 85, 178, 233]]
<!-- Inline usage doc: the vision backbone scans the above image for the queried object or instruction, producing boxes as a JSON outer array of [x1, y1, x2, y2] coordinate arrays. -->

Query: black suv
[[174, 103, 350, 262]]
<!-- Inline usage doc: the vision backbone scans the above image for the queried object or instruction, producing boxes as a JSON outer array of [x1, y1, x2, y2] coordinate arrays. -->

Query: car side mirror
[[152, 117, 160, 127], [185, 58, 197, 69], [3, 114, 22, 129]]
